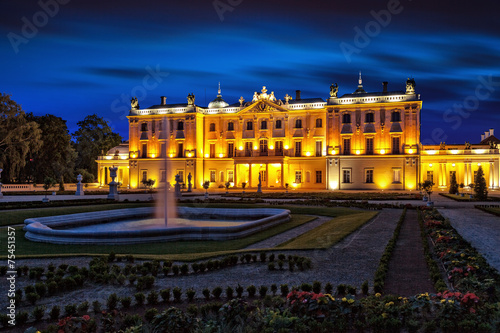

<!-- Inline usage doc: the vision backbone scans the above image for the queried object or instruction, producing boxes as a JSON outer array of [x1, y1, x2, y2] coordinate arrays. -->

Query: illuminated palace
[[97, 76, 500, 191]]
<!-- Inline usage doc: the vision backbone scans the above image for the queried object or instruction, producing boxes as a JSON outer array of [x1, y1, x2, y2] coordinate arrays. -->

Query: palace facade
[[96, 77, 500, 191]]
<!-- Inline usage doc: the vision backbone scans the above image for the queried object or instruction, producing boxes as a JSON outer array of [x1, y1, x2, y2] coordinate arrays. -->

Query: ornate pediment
[[239, 100, 288, 115]]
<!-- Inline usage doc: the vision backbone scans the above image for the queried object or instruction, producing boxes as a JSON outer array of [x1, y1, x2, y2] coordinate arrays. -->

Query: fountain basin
[[24, 207, 291, 245]]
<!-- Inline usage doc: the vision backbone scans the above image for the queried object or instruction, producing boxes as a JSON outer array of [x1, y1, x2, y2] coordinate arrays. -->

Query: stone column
[[489, 162, 494, 188], [234, 164, 238, 187], [0, 168, 3, 199], [249, 164, 252, 188], [281, 163, 284, 188], [442, 163, 447, 187]]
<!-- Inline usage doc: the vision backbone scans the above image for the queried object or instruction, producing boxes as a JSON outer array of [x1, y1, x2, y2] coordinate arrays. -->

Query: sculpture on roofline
[[406, 78, 416, 94], [187, 93, 195, 105], [131, 97, 139, 110], [330, 83, 339, 97]]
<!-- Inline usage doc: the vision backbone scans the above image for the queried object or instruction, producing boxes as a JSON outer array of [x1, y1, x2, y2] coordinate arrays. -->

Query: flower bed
[[420, 207, 500, 300]]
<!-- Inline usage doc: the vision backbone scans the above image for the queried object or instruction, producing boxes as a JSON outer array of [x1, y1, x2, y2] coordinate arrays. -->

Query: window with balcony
[[227, 122, 234, 131], [342, 113, 351, 124], [177, 143, 184, 158], [275, 119, 282, 129], [261, 120, 267, 130], [343, 138, 351, 155], [392, 137, 400, 154], [260, 140, 268, 156], [391, 111, 401, 122], [295, 141, 302, 157], [245, 142, 252, 157], [315, 141, 322, 157], [141, 123, 148, 131], [246, 121, 253, 130], [365, 113, 374, 123], [366, 138, 374, 155], [275, 141, 283, 156], [228, 143, 234, 158], [177, 121, 184, 130], [210, 144, 215, 158], [295, 119, 302, 129]]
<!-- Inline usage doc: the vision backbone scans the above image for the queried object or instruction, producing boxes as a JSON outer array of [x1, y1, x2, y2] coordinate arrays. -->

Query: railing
[[1, 183, 100, 192]]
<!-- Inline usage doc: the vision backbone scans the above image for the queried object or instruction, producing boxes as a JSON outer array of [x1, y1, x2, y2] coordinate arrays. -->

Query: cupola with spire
[[353, 71, 366, 94], [208, 82, 229, 108]]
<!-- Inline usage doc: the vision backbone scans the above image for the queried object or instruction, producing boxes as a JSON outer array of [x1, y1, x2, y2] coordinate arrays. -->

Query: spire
[[353, 71, 366, 94], [217, 82, 221, 96]]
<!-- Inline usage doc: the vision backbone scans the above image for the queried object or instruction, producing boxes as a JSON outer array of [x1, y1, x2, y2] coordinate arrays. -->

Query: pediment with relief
[[240, 100, 288, 114]]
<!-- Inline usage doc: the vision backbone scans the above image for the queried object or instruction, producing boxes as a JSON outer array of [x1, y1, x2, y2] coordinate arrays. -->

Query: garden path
[[384, 210, 436, 296], [439, 208, 500, 272]]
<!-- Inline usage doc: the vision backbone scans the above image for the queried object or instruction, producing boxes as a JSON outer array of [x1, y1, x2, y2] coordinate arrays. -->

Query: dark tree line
[[0, 93, 122, 184]]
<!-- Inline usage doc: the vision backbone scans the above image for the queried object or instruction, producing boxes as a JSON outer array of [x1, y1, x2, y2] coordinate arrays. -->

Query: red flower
[[82, 315, 91, 321], [58, 319, 66, 327]]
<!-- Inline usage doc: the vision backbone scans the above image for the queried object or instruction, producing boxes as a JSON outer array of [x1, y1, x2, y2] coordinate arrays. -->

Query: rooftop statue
[[131, 97, 139, 110], [330, 83, 339, 97], [406, 78, 416, 94], [187, 93, 195, 105]]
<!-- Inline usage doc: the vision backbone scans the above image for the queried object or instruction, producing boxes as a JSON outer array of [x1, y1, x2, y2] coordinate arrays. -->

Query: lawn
[[277, 211, 379, 249], [0, 202, 155, 227], [223, 191, 421, 200], [439, 193, 500, 202], [475, 206, 500, 217]]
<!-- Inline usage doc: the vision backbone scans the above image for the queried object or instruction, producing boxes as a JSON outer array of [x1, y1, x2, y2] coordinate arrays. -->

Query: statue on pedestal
[[75, 174, 84, 196], [107, 166, 119, 200], [187, 172, 192, 192], [330, 83, 339, 98], [130, 97, 139, 110], [174, 173, 182, 198]]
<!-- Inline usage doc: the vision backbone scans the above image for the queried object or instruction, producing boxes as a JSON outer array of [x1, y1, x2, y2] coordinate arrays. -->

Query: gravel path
[[244, 216, 331, 249], [439, 208, 500, 273], [384, 210, 435, 296], [2, 209, 401, 313]]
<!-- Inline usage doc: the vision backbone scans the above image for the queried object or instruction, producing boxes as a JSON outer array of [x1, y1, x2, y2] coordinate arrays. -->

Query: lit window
[[343, 169, 351, 183], [295, 171, 302, 183], [366, 170, 373, 183], [315, 170, 322, 183]]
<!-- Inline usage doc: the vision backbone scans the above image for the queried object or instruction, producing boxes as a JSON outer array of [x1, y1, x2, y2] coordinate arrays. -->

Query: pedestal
[[175, 184, 181, 198], [108, 182, 119, 200], [187, 183, 192, 192], [257, 184, 262, 193], [75, 183, 85, 196]]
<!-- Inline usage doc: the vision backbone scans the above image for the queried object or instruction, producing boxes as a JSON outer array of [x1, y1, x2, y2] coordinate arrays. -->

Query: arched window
[[315, 118, 322, 128], [246, 121, 253, 130], [342, 113, 351, 124], [141, 123, 148, 131], [209, 123, 216, 132], [295, 119, 302, 129], [275, 119, 282, 129], [227, 122, 234, 131], [391, 111, 401, 122], [261, 120, 267, 130], [365, 113, 374, 123], [177, 121, 184, 130]]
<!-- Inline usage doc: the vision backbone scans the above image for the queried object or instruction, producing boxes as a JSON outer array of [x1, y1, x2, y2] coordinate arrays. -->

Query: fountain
[[23, 117, 290, 245]]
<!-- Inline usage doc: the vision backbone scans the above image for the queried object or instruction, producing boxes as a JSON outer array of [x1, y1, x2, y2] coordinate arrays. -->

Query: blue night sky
[[1, 0, 500, 144]]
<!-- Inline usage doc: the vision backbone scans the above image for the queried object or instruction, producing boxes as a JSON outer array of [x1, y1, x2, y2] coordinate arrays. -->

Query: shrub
[[32, 305, 46, 322], [16, 312, 28, 326], [312, 281, 322, 294], [92, 300, 101, 313], [203, 288, 210, 300], [48, 263, 56, 272], [268, 262, 275, 271], [186, 304, 198, 317], [147, 290, 159, 305], [198, 262, 206, 273], [145, 308, 159, 322], [278, 254, 286, 261], [191, 263, 199, 273], [236, 284, 244, 298], [347, 285, 356, 295], [277, 260, 284, 270], [212, 286, 223, 299], [128, 274, 137, 285], [64, 304, 77, 316], [280, 284, 289, 297], [269, 253, 275, 262], [474, 166, 488, 200], [77, 301, 89, 314], [186, 288, 196, 302], [361, 280, 369, 295], [117, 273, 126, 285], [247, 285, 256, 298], [121, 296, 132, 309], [26, 292, 40, 305], [207, 260, 214, 270], [226, 286, 234, 299], [126, 255, 135, 263], [160, 288, 171, 302], [25, 285, 35, 294], [107, 293, 119, 310], [260, 252, 267, 262], [172, 265, 180, 276], [59, 264, 68, 272], [162, 266, 170, 276], [259, 285, 268, 298], [337, 284, 347, 295], [180, 263, 189, 275], [50, 305, 60, 320], [173, 287, 182, 302], [134, 292, 146, 306], [270, 284, 278, 296], [324, 283, 333, 295], [288, 260, 295, 272], [35, 282, 47, 297], [108, 251, 116, 262]]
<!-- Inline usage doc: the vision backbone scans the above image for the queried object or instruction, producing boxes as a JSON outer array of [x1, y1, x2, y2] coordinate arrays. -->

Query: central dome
[[208, 83, 229, 108]]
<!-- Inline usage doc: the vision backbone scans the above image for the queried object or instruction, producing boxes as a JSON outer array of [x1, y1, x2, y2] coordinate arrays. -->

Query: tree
[[449, 172, 458, 194], [0, 93, 41, 183], [72, 114, 122, 177], [422, 180, 434, 202], [43, 177, 57, 200], [24, 113, 77, 184], [474, 166, 488, 200], [142, 179, 155, 200]]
